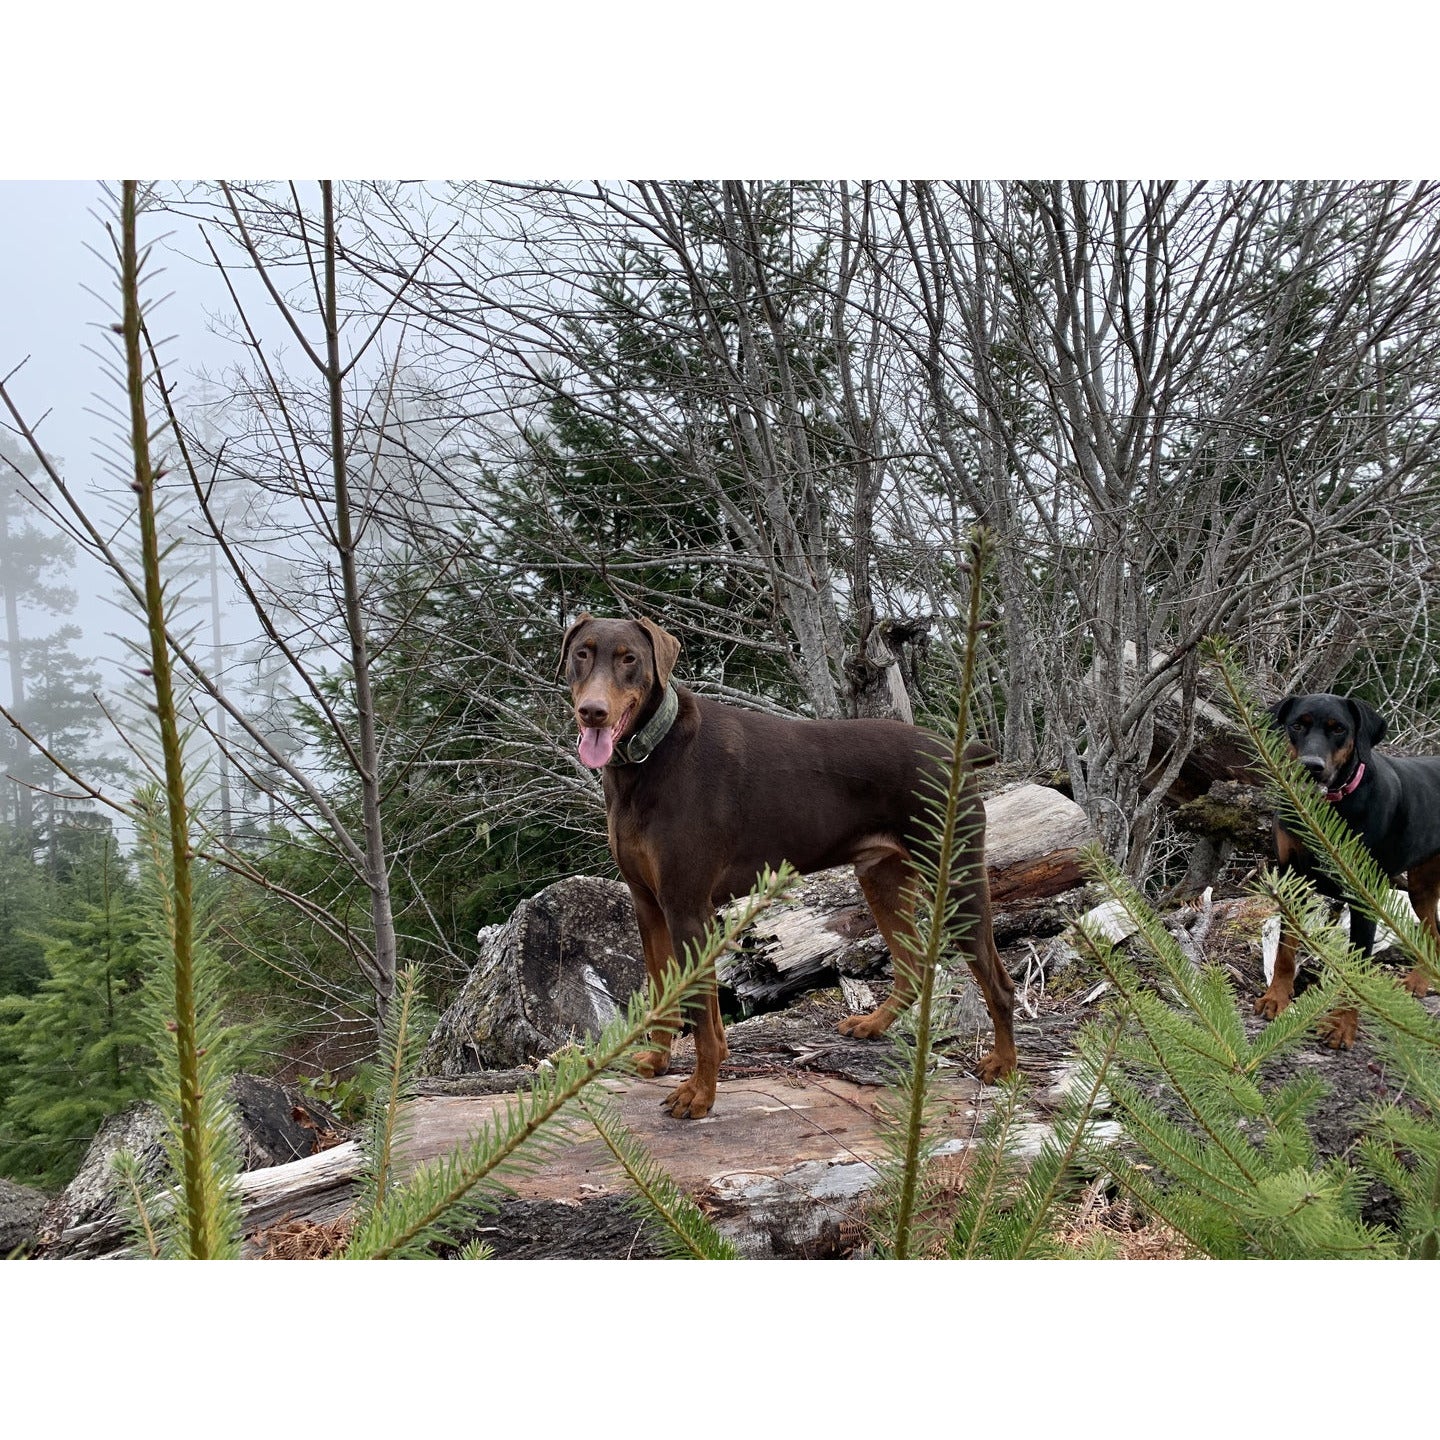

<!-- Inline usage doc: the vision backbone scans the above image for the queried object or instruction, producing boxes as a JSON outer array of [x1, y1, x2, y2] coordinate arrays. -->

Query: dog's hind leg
[[1316, 1006, 1360, 1048], [958, 885, 1017, 1084], [842, 845, 1016, 1083], [840, 849, 923, 1040], [1402, 854, 1440, 998], [936, 841, 1017, 1082]]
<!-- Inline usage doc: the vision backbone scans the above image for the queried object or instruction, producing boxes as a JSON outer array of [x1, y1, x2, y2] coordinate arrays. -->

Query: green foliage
[[349, 963, 430, 1234], [1070, 853, 1388, 1258], [0, 829, 53, 997], [125, 788, 244, 1257], [865, 530, 993, 1258], [0, 862, 150, 1188], [947, 1034, 1121, 1260], [112, 182, 242, 1259]]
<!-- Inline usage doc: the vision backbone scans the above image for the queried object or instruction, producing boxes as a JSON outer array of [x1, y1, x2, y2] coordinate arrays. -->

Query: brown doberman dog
[[562, 614, 1016, 1119], [1258, 692, 1440, 1047]]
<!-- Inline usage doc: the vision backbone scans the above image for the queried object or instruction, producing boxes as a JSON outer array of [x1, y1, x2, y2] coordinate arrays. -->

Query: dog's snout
[[578, 698, 610, 728], [1299, 754, 1327, 780]]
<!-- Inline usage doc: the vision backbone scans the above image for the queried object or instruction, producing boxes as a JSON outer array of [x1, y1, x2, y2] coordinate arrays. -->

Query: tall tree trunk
[[0, 505, 34, 840], [321, 180, 397, 1028], [208, 541, 233, 839]]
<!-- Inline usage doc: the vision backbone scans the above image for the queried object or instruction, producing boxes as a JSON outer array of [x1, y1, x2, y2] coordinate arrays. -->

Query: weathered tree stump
[[1170, 779, 1273, 893], [422, 876, 647, 1075]]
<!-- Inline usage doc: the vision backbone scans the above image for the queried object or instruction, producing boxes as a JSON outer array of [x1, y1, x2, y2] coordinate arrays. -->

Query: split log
[[46, 1070, 994, 1259], [37, 997, 1104, 1259], [983, 783, 1091, 903], [39, 1140, 367, 1260]]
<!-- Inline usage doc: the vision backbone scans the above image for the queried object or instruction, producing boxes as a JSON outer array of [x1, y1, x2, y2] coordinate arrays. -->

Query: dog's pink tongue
[[578, 725, 616, 768]]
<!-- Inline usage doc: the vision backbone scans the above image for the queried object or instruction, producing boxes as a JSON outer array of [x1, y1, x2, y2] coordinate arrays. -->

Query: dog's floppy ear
[[1347, 697, 1387, 760], [559, 613, 594, 673], [636, 618, 681, 689], [1266, 696, 1297, 732]]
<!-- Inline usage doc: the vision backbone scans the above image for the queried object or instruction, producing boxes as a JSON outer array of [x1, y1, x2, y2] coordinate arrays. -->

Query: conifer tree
[[0, 857, 148, 1188]]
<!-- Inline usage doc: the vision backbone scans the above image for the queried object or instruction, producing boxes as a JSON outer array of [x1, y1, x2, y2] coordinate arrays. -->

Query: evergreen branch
[[947, 1077, 1025, 1259], [1070, 920, 1264, 1195], [119, 182, 237, 1259], [577, 1091, 739, 1259], [884, 528, 991, 1260], [1079, 848, 1245, 1061], [1007, 1018, 1124, 1259], [351, 964, 427, 1230], [111, 1149, 163, 1260], [1098, 1064, 1261, 1208]]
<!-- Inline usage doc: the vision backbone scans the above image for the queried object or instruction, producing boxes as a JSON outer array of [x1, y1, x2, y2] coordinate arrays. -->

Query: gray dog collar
[[611, 684, 679, 766]]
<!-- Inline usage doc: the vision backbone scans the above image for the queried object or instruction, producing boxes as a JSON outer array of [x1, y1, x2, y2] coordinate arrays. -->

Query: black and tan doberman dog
[[562, 614, 1015, 1119], [1257, 692, 1440, 1046]]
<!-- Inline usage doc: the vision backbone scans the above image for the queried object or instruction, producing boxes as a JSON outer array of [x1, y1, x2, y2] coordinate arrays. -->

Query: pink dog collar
[[1324, 761, 1365, 802]]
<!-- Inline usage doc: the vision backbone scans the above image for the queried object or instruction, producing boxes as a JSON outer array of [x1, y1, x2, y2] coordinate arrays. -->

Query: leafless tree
[[15, 178, 1439, 943], [873, 180, 1440, 870]]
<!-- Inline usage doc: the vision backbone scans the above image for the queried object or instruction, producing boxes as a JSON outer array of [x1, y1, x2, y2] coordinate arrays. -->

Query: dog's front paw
[[975, 1047, 1016, 1085], [1317, 1008, 1359, 1049], [661, 1078, 714, 1120], [838, 1008, 893, 1041], [1254, 986, 1291, 1020]]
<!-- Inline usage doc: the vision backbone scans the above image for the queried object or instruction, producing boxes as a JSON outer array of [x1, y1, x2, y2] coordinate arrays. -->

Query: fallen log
[[39, 997, 1102, 1260], [983, 783, 1092, 903], [719, 783, 1091, 1013], [36, 1077, 345, 1259], [36, 1073, 981, 1260]]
